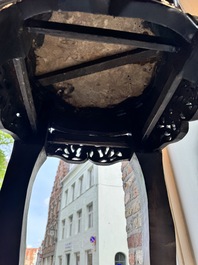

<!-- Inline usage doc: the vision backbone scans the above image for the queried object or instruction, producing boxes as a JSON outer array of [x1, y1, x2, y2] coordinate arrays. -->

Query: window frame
[[61, 219, 65, 240], [68, 215, 73, 237], [79, 175, 83, 196], [66, 253, 70, 265], [88, 167, 94, 189], [87, 250, 93, 265], [58, 256, 62, 265], [76, 252, 80, 265], [71, 183, 75, 201], [87, 203, 93, 229], [65, 189, 68, 207], [77, 209, 82, 233]]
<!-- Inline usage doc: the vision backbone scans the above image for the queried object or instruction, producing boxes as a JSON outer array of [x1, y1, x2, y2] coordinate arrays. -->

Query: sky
[[26, 157, 60, 248]]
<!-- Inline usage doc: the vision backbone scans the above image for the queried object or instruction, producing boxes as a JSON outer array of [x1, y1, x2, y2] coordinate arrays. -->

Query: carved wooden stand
[[0, 0, 198, 264], [137, 152, 176, 265]]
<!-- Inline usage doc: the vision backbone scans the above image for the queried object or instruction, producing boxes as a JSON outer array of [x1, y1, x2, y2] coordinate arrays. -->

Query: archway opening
[[115, 252, 126, 265]]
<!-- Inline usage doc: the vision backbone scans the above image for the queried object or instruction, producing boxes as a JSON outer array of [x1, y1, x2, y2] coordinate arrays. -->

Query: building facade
[[54, 161, 129, 265], [41, 161, 69, 265], [25, 248, 38, 265]]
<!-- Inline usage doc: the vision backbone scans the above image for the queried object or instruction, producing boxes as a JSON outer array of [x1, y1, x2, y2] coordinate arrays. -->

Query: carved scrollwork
[[150, 80, 198, 149], [46, 143, 132, 165]]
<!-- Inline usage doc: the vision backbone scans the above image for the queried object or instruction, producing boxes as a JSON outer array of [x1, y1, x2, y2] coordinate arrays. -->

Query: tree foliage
[[0, 131, 13, 188]]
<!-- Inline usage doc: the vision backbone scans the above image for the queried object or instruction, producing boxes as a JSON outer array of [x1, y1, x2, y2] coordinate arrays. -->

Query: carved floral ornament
[[46, 143, 132, 165]]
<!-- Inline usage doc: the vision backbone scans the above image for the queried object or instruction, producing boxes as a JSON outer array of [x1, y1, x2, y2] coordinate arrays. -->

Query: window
[[65, 190, 68, 206], [59, 256, 62, 265], [66, 254, 70, 265], [76, 252, 80, 265], [115, 252, 126, 265], [77, 209, 82, 233], [61, 219, 65, 239], [87, 203, 93, 228], [79, 175, 83, 196], [87, 251, 92, 265], [69, 215, 73, 236], [88, 167, 94, 188], [71, 183, 75, 201]]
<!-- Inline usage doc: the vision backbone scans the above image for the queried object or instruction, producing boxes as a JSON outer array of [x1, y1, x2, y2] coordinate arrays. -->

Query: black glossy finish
[[0, 1, 198, 265], [0, 141, 45, 265], [13, 58, 37, 132], [0, 1, 197, 153], [137, 152, 176, 265], [26, 19, 178, 52]]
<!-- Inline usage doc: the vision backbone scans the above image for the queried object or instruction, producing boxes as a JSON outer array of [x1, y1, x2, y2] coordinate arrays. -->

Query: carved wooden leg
[[136, 151, 176, 265], [0, 140, 46, 265]]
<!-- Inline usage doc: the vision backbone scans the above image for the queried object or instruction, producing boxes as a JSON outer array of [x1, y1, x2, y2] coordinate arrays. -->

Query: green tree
[[0, 130, 13, 188]]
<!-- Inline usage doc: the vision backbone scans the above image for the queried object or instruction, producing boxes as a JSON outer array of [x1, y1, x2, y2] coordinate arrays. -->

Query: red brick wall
[[122, 155, 149, 265], [25, 248, 38, 265]]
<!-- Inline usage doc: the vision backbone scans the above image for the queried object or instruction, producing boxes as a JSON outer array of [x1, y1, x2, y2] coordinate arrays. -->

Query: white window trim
[[75, 252, 80, 265], [87, 166, 94, 189], [79, 175, 83, 196], [87, 203, 93, 229], [65, 190, 68, 207], [86, 250, 93, 265], [71, 183, 75, 201]]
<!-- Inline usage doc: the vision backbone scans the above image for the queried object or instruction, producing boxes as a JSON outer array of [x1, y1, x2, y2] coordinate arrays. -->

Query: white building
[[54, 161, 129, 265]]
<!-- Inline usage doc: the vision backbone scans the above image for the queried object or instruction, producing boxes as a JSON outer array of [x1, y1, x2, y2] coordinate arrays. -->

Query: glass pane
[[115, 252, 126, 264], [87, 253, 92, 265]]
